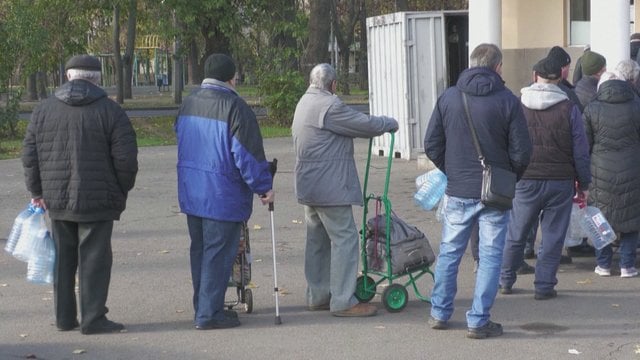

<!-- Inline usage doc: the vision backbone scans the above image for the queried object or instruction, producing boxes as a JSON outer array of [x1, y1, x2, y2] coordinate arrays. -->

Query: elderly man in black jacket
[[22, 55, 138, 335]]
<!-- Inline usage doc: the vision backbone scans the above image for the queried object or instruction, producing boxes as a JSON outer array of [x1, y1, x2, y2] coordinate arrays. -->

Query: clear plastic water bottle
[[435, 197, 446, 222], [12, 207, 47, 262], [413, 168, 447, 211], [5, 204, 36, 254], [564, 201, 586, 247], [27, 231, 55, 284], [579, 205, 616, 250], [415, 171, 431, 190]]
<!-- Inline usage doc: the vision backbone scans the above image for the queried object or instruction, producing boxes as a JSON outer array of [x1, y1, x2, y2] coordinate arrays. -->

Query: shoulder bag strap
[[461, 92, 486, 168]]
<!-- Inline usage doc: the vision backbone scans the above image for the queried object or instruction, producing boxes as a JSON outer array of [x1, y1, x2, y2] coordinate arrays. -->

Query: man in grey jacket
[[292, 63, 398, 317]]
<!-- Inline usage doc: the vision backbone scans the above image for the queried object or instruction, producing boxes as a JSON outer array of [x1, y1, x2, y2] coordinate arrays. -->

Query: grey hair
[[614, 59, 640, 82], [309, 63, 336, 91], [597, 71, 620, 90], [66, 69, 101, 85], [469, 43, 502, 70]]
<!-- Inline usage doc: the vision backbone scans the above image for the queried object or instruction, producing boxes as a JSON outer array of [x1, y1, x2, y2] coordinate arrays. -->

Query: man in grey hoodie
[[499, 57, 591, 300]]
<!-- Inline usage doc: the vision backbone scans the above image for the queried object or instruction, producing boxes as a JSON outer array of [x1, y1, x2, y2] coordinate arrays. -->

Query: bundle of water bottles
[[4, 204, 56, 284], [414, 168, 447, 211]]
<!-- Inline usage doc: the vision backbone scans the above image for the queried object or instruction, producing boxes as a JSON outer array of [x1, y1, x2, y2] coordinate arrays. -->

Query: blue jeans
[[596, 231, 639, 269], [187, 216, 241, 326], [430, 195, 509, 328], [500, 180, 572, 293]]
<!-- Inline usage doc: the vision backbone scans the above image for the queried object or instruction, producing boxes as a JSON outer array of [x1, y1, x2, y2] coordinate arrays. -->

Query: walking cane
[[263, 159, 281, 325]]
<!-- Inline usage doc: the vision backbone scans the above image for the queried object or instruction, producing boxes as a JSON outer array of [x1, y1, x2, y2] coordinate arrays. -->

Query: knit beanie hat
[[581, 51, 606, 76], [533, 57, 562, 80], [204, 54, 236, 82], [547, 46, 571, 67], [65, 55, 101, 71]]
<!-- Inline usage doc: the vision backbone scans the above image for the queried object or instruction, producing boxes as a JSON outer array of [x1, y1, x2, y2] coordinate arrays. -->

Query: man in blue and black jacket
[[175, 53, 274, 330]]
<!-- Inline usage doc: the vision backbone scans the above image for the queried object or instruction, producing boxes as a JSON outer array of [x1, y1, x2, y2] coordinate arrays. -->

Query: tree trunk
[[123, 0, 137, 99], [36, 71, 47, 99], [358, 1, 368, 90], [27, 73, 37, 101], [173, 11, 183, 104], [395, 0, 408, 11], [188, 39, 203, 85], [113, 5, 124, 104], [302, 0, 331, 80]]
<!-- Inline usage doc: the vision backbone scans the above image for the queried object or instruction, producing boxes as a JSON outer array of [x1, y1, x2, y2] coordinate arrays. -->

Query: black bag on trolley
[[364, 211, 435, 275]]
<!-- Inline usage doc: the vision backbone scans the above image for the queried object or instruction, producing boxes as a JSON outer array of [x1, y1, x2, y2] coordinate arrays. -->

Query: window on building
[[569, 0, 590, 45]]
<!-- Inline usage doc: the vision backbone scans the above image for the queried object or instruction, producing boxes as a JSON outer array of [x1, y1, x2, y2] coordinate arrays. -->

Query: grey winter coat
[[292, 87, 398, 206], [583, 79, 640, 232], [22, 79, 138, 222]]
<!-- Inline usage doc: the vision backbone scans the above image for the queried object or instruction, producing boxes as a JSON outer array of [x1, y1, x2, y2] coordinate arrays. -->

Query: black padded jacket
[[22, 79, 138, 222]]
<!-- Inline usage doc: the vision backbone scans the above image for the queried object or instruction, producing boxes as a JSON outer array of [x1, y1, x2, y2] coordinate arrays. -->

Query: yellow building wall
[[502, 0, 567, 49]]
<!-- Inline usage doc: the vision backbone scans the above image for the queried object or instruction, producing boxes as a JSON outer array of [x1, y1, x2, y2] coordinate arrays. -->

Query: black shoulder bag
[[461, 92, 517, 211]]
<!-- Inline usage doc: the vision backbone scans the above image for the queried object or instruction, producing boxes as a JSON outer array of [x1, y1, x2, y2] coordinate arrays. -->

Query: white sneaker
[[594, 266, 611, 277], [620, 267, 638, 278]]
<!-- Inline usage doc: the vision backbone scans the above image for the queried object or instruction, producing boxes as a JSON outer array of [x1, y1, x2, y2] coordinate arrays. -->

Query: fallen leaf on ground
[[568, 349, 581, 355], [72, 349, 87, 354], [611, 304, 620, 308], [278, 288, 290, 295], [175, 309, 185, 313], [1, 283, 8, 287], [576, 278, 592, 285], [158, 250, 170, 254], [248, 282, 258, 288], [375, 326, 385, 329], [292, 219, 302, 224], [634, 344, 640, 354], [253, 224, 262, 230], [255, 259, 263, 262], [19, 334, 28, 338]]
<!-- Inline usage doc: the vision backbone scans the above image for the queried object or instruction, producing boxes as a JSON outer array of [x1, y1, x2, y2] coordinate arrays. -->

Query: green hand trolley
[[355, 132, 436, 312]]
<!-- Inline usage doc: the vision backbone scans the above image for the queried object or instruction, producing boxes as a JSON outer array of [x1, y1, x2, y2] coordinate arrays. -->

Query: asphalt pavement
[[2, 138, 640, 360]]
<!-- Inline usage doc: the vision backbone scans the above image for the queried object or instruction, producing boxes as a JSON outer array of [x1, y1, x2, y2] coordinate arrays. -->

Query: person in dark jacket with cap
[[499, 56, 591, 300], [22, 54, 138, 334], [575, 50, 607, 108], [425, 43, 531, 339], [175, 54, 274, 330]]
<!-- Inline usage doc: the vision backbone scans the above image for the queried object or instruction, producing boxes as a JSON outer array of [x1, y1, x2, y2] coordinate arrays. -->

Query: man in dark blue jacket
[[175, 54, 274, 330], [424, 43, 531, 339]]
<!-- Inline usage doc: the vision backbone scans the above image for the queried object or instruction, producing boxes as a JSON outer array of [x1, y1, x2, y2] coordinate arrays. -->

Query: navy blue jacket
[[175, 79, 272, 222], [424, 67, 532, 199]]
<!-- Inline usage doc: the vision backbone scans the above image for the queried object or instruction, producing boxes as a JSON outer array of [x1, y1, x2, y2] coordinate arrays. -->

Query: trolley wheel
[[355, 275, 376, 303], [382, 284, 408, 313], [244, 288, 253, 314]]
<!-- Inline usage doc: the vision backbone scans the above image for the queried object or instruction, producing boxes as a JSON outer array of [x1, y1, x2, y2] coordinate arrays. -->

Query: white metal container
[[367, 12, 448, 160]]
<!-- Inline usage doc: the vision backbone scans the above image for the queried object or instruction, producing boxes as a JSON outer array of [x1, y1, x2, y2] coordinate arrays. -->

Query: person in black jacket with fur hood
[[22, 55, 138, 335]]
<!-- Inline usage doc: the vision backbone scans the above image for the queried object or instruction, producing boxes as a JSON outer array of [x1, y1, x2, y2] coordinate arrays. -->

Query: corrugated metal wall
[[367, 12, 447, 160]]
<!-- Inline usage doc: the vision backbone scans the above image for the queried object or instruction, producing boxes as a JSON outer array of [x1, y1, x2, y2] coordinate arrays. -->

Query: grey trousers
[[51, 220, 114, 330], [304, 205, 359, 312]]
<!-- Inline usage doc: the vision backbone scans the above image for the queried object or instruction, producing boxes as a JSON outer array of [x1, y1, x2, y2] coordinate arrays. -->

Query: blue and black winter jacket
[[175, 79, 272, 222]]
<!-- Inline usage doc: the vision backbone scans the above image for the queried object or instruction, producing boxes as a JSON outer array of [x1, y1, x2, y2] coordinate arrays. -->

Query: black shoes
[[195, 315, 240, 330], [534, 289, 557, 300], [499, 285, 513, 295], [81, 318, 125, 335], [428, 316, 449, 330], [57, 320, 79, 331], [467, 320, 503, 339], [516, 261, 535, 275], [567, 243, 595, 257], [559, 255, 573, 264]]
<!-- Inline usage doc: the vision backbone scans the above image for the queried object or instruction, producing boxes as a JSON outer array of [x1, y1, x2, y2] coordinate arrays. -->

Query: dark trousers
[[187, 215, 241, 326], [500, 179, 573, 292], [51, 220, 114, 330]]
